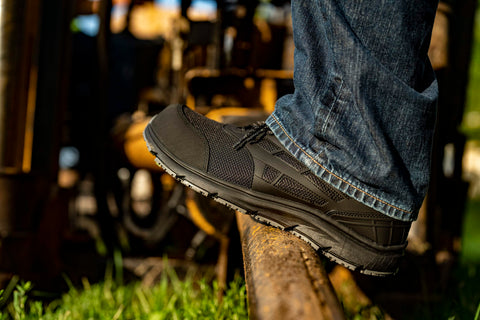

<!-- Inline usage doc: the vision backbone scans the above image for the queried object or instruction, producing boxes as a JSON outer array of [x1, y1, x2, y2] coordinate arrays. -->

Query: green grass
[[461, 200, 480, 263], [462, 0, 480, 265], [464, 9, 480, 139], [454, 4, 480, 318], [408, 265, 480, 320], [0, 265, 248, 320]]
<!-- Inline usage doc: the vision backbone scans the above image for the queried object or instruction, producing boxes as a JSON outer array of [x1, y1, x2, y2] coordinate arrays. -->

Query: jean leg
[[266, 0, 439, 221]]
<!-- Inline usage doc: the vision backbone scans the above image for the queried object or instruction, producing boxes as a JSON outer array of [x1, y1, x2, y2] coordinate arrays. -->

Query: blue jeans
[[266, 0, 439, 221]]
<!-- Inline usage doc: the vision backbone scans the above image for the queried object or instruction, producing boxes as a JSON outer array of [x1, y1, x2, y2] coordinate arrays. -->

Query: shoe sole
[[144, 124, 404, 276]]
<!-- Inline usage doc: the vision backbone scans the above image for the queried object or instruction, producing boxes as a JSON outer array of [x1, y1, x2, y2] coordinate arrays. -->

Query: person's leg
[[267, 0, 438, 221], [143, 0, 438, 275]]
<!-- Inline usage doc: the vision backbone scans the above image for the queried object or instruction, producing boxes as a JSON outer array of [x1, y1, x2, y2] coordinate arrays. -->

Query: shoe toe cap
[[148, 104, 209, 171]]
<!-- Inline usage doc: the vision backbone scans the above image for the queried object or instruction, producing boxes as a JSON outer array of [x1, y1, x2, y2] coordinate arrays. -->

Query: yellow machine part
[[123, 118, 163, 172], [205, 107, 255, 122]]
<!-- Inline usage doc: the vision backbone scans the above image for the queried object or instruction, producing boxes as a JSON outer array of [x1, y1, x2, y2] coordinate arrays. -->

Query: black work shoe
[[144, 104, 411, 276]]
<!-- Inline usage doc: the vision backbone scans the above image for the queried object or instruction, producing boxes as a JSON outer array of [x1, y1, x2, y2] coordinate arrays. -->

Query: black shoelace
[[233, 122, 272, 150]]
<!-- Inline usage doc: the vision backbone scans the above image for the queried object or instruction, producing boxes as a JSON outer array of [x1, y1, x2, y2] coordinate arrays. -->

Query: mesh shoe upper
[[182, 106, 255, 189]]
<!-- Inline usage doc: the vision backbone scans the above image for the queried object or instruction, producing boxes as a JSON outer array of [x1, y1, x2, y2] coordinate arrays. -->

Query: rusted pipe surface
[[236, 212, 345, 320]]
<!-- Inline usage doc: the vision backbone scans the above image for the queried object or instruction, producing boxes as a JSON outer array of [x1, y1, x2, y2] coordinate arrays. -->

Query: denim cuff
[[266, 114, 418, 222]]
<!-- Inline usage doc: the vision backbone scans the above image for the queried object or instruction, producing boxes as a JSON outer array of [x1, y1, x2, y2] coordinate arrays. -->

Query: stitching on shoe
[[271, 114, 413, 215]]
